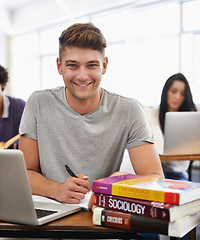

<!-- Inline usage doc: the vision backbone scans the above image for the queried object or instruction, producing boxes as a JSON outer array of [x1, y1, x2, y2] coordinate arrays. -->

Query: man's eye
[[68, 64, 77, 68], [88, 64, 98, 68]]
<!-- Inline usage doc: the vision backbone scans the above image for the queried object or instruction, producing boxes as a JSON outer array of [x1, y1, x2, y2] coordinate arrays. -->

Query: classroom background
[[0, 0, 200, 238], [1, 0, 200, 199], [0, 0, 200, 106]]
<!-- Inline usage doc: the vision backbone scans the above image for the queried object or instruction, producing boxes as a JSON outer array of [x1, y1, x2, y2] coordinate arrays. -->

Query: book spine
[[93, 193, 171, 221], [93, 207, 168, 235], [92, 181, 112, 195], [112, 184, 180, 204]]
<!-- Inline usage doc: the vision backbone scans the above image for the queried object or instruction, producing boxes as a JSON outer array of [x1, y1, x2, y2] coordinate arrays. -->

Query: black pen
[[65, 164, 78, 178]]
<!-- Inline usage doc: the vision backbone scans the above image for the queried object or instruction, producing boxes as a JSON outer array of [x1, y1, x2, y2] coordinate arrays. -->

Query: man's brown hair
[[59, 23, 107, 59]]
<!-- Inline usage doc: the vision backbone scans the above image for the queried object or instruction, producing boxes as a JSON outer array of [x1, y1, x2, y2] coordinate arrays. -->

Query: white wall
[[0, 33, 8, 67], [0, 5, 12, 34], [0, 4, 11, 66], [0, 4, 12, 94], [12, 0, 63, 34]]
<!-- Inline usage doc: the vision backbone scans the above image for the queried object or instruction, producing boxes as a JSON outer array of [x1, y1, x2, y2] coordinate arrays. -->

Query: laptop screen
[[164, 112, 200, 155]]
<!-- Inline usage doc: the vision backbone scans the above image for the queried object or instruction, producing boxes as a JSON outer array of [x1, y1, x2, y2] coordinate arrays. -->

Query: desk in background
[[0, 210, 197, 240], [160, 154, 200, 161], [160, 154, 200, 181]]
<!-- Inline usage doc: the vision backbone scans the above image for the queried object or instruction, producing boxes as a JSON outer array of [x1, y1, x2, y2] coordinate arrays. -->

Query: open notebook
[[0, 149, 81, 225], [163, 112, 200, 155]]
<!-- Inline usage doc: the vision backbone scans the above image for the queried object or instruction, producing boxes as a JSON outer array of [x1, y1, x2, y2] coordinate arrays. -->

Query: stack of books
[[92, 173, 200, 238]]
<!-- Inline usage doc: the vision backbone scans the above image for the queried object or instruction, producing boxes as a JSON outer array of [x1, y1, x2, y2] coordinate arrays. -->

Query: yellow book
[[92, 173, 200, 205]]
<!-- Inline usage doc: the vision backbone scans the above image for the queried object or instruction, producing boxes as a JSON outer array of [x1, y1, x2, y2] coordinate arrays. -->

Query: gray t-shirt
[[19, 87, 154, 185]]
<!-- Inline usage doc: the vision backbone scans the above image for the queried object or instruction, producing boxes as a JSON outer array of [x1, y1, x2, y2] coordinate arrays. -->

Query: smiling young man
[[19, 23, 164, 207]]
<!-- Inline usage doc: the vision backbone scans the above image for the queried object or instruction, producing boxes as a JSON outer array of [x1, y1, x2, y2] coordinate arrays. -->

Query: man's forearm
[[27, 169, 61, 200]]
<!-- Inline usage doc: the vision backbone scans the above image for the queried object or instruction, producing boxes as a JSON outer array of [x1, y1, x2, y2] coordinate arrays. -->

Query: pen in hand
[[65, 164, 91, 193], [65, 164, 78, 178]]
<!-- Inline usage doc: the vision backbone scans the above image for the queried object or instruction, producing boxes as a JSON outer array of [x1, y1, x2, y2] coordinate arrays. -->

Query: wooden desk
[[160, 154, 200, 161], [0, 210, 197, 240], [0, 210, 141, 239]]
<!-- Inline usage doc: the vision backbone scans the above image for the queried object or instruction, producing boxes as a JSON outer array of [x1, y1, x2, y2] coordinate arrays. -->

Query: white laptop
[[0, 149, 81, 225], [163, 112, 200, 155]]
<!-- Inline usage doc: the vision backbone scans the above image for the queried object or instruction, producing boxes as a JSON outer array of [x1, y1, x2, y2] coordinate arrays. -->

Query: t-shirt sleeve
[[126, 100, 155, 149], [19, 92, 38, 140]]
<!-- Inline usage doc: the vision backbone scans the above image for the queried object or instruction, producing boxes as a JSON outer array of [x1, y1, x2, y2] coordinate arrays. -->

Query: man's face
[[57, 46, 108, 105]]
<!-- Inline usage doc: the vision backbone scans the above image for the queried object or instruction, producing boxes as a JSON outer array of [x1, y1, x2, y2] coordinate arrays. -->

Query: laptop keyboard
[[35, 208, 58, 219]]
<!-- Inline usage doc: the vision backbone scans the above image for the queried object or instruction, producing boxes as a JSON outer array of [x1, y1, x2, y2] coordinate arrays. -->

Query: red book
[[93, 193, 200, 222], [92, 173, 200, 205]]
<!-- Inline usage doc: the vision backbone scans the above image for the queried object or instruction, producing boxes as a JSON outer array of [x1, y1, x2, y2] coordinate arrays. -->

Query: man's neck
[[66, 88, 102, 115]]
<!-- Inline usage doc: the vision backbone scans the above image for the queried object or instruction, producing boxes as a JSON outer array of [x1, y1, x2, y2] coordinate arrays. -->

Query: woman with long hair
[[145, 73, 196, 181]]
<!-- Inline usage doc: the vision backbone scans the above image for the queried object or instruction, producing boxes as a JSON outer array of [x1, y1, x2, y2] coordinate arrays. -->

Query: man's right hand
[[55, 174, 91, 204]]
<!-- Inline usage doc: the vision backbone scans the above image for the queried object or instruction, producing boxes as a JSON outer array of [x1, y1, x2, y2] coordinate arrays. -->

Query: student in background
[[0, 65, 26, 148], [145, 73, 197, 181]]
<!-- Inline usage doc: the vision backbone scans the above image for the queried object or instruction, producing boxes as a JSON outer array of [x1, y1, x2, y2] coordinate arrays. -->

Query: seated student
[[0, 65, 26, 149], [19, 22, 164, 239], [145, 73, 197, 181]]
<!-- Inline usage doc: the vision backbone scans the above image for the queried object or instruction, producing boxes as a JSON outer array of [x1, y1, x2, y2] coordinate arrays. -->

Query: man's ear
[[102, 57, 108, 75], [56, 57, 62, 75]]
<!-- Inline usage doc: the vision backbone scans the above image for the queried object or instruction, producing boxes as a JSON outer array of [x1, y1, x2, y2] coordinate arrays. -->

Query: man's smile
[[73, 82, 92, 87]]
